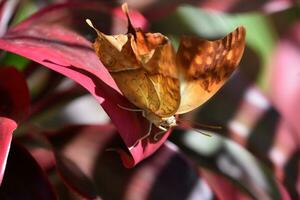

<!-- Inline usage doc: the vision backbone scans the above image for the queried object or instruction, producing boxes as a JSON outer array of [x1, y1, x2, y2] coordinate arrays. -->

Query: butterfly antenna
[[177, 118, 222, 131], [154, 130, 166, 141], [177, 118, 222, 137], [190, 128, 212, 137], [128, 122, 153, 150], [121, 3, 135, 34]]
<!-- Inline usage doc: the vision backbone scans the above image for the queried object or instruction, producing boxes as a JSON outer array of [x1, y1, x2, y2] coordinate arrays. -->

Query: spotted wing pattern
[[176, 26, 246, 114]]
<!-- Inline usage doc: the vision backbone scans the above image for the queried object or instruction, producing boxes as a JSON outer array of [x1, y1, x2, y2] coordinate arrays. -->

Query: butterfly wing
[[92, 24, 180, 118], [111, 38, 180, 118], [110, 69, 161, 112], [110, 68, 180, 118], [176, 26, 246, 114], [93, 32, 141, 72], [142, 39, 180, 117]]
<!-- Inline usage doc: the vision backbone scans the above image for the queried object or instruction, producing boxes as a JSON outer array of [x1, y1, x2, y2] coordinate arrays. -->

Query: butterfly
[[87, 3, 246, 146]]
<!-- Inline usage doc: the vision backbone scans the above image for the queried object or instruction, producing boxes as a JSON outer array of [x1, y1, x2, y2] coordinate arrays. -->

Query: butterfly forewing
[[93, 21, 180, 118], [176, 26, 246, 114], [93, 33, 140, 72], [133, 31, 168, 59]]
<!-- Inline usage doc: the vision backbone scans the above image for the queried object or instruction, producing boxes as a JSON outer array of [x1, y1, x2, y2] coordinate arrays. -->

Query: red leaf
[[0, 3, 169, 167], [0, 142, 57, 200], [0, 117, 16, 185], [0, 67, 29, 185], [46, 126, 202, 200], [0, 67, 29, 121], [201, 168, 251, 200], [203, 172, 291, 200], [46, 124, 115, 199]]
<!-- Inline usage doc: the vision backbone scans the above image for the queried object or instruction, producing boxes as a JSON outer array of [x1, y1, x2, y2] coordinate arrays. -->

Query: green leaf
[[170, 130, 283, 200], [0, 53, 30, 70], [11, 0, 38, 25]]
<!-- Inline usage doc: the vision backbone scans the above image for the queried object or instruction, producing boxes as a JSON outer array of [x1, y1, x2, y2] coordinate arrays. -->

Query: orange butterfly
[[87, 3, 245, 146]]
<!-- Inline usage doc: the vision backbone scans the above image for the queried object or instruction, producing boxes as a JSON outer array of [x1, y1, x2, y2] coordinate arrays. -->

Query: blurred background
[[0, 0, 299, 199]]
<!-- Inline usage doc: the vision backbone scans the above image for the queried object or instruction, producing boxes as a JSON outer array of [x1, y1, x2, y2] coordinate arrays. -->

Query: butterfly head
[[160, 116, 177, 129]]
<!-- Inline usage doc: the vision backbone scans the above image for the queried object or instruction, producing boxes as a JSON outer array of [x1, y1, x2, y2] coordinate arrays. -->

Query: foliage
[[0, 0, 299, 199]]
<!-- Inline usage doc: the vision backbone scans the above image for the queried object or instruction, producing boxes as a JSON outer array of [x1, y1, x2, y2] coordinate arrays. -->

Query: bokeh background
[[0, 0, 299, 199]]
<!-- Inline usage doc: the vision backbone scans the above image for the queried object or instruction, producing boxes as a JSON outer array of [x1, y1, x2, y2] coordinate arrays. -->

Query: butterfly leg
[[117, 104, 144, 112], [153, 126, 168, 141], [117, 104, 146, 118], [128, 122, 153, 150]]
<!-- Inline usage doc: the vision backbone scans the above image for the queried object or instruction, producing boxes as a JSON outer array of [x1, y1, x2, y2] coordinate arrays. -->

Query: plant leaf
[[0, 141, 57, 200], [0, 117, 16, 185], [170, 129, 290, 199], [46, 124, 115, 199], [0, 67, 30, 121], [0, 67, 29, 185], [45, 125, 209, 200], [270, 22, 300, 142], [0, 2, 168, 167]]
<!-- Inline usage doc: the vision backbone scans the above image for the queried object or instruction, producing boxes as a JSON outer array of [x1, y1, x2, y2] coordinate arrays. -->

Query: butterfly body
[[87, 3, 246, 144]]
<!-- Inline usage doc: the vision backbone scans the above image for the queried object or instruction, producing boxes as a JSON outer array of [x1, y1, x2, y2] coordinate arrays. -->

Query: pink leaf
[[201, 168, 252, 200], [46, 124, 115, 199], [0, 0, 19, 36], [276, 179, 292, 200], [0, 142, 57, 200], [0, 67, 29, 185], [202, 168, 291, 200], [0, 3, 169, 167], [0, 117, 16, 185], [46, 125, 202, 200], [270, 22, 300, 143]]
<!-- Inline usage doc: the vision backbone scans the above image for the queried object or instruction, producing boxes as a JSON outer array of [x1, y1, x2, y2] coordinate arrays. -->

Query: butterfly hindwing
[[144, 41, 180, 117], [129, 35, 180, 117], [176, 26, 246, 114], [148, 73, 180, 117], [111, 69, 161, 113]]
